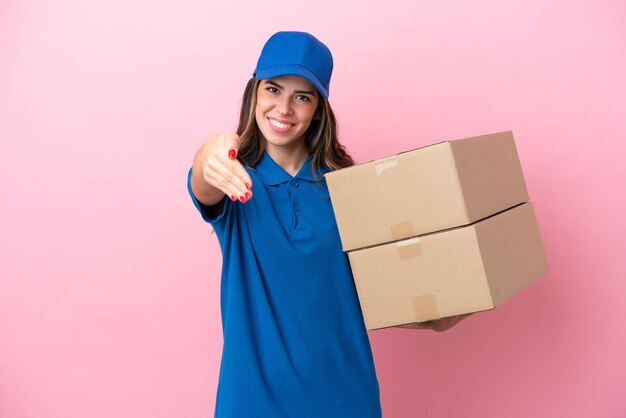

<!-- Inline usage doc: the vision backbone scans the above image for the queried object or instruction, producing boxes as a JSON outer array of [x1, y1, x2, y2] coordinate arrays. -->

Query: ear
[[313, 113, 322, 121]]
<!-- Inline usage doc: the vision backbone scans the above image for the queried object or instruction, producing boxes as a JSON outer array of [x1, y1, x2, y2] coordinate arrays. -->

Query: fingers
[[396, 313, 473, 332], [201, 133, 254, 203], [223, 133, 241, 160], [432, 314, 471, 332], [205, 153, 252, 202], [396, 322, 431, 330]]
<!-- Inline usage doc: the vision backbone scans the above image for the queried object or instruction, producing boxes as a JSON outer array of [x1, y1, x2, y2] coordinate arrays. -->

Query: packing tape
[[412, 293, 440, 321], [375, 159, 399, 175], [390, 221, 416, 242], [396, 237, 422, 259]]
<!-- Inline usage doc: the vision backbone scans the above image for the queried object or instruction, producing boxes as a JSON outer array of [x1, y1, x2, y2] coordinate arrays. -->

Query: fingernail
[[239, 196, 246, 203], [245, 192, 250, 199], [230, 195, 236, 201], [245, 183, 251, 190], [228, 149, 236, 159]]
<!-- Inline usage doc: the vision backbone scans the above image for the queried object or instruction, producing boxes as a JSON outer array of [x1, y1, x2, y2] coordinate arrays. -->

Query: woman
[[188, 31, 464, 418]]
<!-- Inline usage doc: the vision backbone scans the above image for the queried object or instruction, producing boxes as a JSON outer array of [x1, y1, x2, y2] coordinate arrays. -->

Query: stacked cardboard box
[[325, 131, 548, 330]]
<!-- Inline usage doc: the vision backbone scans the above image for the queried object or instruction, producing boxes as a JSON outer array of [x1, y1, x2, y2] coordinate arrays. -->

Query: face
[[255, 75, 320, 151]]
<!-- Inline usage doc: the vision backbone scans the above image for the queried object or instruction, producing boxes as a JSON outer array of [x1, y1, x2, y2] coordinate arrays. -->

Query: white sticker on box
[[375, 159, 399, 175], [396, 237, 422, 259], [396, 237, 421, 247]]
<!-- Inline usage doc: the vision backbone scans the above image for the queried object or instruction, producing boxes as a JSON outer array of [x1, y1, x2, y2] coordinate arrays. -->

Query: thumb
[[224, 133, 241, 159]]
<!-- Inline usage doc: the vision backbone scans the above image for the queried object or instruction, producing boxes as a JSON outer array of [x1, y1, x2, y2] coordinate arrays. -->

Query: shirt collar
[[254, 152, 326, 185]]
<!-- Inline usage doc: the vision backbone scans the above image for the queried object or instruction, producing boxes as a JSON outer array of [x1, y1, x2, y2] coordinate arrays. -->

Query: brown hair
[[236, 77, 354, 180]]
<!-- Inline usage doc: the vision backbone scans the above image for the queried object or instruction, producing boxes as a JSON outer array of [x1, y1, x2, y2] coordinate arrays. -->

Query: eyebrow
[[265, 80, 317, 96]]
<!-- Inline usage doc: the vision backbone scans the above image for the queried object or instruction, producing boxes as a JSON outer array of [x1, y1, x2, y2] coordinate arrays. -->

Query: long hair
[[236, 77, 354, 180]]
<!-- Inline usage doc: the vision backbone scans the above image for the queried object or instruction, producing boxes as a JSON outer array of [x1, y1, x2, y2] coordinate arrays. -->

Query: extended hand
[[198, 133, 253, 203]]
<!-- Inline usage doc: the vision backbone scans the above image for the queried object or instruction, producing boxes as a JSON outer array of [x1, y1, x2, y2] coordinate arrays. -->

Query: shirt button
[[294, 204, 301, 212], [291, 180, 299, 188]]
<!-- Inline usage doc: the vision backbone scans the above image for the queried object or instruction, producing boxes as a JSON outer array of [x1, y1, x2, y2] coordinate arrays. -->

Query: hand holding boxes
[[325, 131, 548, 330]]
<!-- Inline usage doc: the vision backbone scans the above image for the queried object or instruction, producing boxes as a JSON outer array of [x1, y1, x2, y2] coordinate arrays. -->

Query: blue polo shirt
[[187, 152, 382, 418]]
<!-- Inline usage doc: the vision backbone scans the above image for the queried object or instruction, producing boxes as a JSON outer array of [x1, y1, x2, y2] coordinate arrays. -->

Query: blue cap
[[253, 31, 333, 99]]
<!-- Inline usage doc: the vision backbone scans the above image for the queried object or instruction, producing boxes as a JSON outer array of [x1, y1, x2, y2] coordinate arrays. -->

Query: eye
[[266, 86, 279, 94], [295, 95, 312, 102]]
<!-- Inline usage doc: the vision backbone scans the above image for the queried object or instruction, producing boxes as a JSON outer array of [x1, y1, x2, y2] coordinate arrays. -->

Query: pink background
[[1, 1, 625, 417]]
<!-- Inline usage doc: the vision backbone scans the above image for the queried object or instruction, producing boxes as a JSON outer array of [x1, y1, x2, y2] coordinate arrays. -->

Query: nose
[[276, 96, 293, 116]]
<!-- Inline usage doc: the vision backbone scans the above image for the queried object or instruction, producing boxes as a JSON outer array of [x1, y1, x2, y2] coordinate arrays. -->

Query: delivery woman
[[187, 31, 464, 418]]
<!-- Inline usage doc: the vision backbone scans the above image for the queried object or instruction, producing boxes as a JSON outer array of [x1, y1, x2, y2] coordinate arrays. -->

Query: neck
[[265, 140, 309, 176]]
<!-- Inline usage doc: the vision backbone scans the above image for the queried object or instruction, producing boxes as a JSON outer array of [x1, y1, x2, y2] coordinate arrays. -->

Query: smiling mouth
[[269, 118, 293, 130]]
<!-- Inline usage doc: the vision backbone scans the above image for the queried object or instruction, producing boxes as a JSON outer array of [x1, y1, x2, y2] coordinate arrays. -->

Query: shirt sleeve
[[186, 167, 230, 225]]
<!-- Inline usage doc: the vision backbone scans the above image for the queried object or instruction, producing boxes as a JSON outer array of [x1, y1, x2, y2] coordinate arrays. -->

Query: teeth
[[270, 119, 291, 129]]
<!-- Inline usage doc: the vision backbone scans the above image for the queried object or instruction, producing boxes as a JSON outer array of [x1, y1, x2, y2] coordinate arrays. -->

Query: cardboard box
[[348, 202, 548, 330], [324, 131, 529, 252]]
